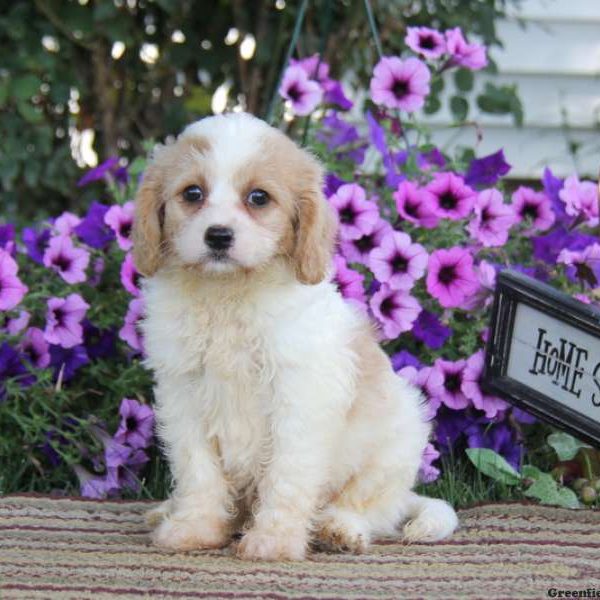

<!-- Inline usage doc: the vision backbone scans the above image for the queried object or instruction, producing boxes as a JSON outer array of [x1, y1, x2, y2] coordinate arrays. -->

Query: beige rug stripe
[[1, 495, 599, 600]]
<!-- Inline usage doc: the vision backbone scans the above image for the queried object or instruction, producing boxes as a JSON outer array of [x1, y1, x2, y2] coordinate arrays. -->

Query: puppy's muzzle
[[205, 226, 234, 251]]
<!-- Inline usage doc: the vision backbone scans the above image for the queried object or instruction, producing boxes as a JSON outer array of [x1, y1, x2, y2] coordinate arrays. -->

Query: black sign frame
[[483, 269, 600, 447]]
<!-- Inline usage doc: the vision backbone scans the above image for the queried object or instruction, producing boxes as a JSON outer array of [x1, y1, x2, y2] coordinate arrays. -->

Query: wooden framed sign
[[483, 269, 600, 447]]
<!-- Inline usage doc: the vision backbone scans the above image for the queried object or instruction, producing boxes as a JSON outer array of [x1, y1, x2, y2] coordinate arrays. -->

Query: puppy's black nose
[[205, 226, 234, 250]]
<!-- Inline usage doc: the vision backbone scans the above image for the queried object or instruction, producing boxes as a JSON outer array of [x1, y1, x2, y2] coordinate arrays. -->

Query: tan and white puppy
[[134, 112, 458, 561]]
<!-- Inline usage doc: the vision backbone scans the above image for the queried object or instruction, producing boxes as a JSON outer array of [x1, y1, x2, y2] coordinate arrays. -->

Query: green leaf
[[450, 95, 469, 121], [524, 472, 581, 509], [454, 68, 474, 92], [466, 448, 521, 485], [16, 101, 43, 123], [476, 83, 524, 126], [12, 74, 41, 100], [424, 95, 441, 115], [547, 432, 590, 461]]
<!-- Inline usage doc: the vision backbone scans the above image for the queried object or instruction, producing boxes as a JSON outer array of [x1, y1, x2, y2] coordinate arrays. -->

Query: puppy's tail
[[402, 491, 458, 542]]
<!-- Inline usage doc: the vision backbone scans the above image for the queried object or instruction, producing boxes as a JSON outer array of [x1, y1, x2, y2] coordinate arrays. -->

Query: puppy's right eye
[[182, 185, 204, 203]]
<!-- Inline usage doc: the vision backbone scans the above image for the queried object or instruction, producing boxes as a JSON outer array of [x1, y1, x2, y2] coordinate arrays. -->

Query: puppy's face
[[133, 113, 335, 284]]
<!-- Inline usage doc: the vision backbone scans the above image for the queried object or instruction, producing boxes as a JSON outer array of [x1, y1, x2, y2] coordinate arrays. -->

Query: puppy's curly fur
[[134, 113, 458, 561]]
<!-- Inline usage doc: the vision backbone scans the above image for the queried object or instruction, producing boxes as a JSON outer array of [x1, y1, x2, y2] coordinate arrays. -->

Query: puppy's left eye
[[246, 189, 270, 208]]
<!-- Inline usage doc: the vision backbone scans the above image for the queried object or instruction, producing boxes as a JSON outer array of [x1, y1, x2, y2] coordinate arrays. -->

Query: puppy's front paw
[[152, 514, 230, 551], [236, 528, 307, 561], [314, 512, 370, 554]]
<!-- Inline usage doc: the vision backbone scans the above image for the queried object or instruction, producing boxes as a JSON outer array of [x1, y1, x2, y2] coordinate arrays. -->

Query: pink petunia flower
[[558, 243, 600, 287], [120, 253, 141, 296], [462, 260, 497, 311], [445, 27, 487, 70], [405, 27, 446, 60], [332, 255, 366, 310], [419, 442, 441, 483], [511, 186, 555, 233], [393, 181, 439, 229], [54, 212, 81, 236], [104, 202, 135, 251], [0, 249, 28, 311], [400, 365, 444, 420], [329, 183, 380, 240], [44, 293, 90, 349], [426, 172, 476, 220], [43, 235, 90, 284], [20, 327, 51, 369], [6, 310, 30, 335], [119, 298, 145, 352], [426, 247, 479, 309], [559, 175, 599, 227], [369, 231, 428, 291], [339, 218, 392, 265], [279, 65, 323, 116], [462, 350, 508, 418], [433, 358, 470, 409], [370, 56, 431, 112], [370, 284, 421, 339], [114, 398, 155, 449], [468, 188, 516, 247]]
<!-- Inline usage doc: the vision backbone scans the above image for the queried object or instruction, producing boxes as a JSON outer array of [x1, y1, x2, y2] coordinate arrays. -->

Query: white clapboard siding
[[426, 0, 600, 179]]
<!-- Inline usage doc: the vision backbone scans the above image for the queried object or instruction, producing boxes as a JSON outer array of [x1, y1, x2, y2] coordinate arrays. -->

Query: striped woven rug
[[1, 495, 599, 599]]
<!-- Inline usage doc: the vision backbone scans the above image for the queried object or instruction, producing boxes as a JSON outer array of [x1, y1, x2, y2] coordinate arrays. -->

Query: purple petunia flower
[[106, 448, 150, 494], [369, 231, 428, 291], [74, 202, 116, 249], [332, 255, 367, 310], [467, 188, 516, 247], [427, 172, 476, 220], [406, 26, 446, 60], [339, 219, 392, 266], [316, 112, 366, 164], [43, 235, 90, 285], [114, 398, 155, 449], [104, 201, 135, 251], [462, 260, 497, 311], [511, 187, 555, 233], [119, 298, 145, 352], [426, 247, 479, 309], [445, 27, 487, 71], [462, 350, 508, 418], [399, 364, 444, 421], [329, 183, 380, 241], [434, 358, 470, 410], [464, 150, 511, 187], [54, 212, 81, 236], [77, 157, 121, 187], [324, 173, 346, 198], [370, 284, 421, 339], [22, 226, 51, 264], [370, 56, 431, 112], [394, 180, 439, 229], [391, 349, 422, 372], [120, 253, 141, 296], [466, 421, 522, 471], [558, 243, 600, 288], [412, 310, 452, 350], [50, 344, 89, 381], [20, 327, 51, 369], [0, 249, 28, 311], [74, 465, 111, 499], [44, 293, 90, 349], [279, 65, 323, 116], [0, 224, 16, 255], [559, 175, 599, 227], [419, 442, 441, 483], [0, 342, 30, 400], [83, 320, 117, 360], [542, 167, 568, 224], [532, 227, 596, 265]]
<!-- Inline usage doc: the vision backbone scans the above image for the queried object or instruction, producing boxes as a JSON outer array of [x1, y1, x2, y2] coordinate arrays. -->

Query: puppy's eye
[[182, 185, 204, 203], [246, 189, 270, 208]]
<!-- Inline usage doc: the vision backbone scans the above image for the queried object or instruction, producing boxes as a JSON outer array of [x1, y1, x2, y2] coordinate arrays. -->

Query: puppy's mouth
[[208, 250, 231, 262]]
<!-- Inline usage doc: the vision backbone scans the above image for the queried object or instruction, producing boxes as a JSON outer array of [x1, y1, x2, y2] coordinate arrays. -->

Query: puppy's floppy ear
[[132, 156, 165, 277], [292, 155, 337, 285]]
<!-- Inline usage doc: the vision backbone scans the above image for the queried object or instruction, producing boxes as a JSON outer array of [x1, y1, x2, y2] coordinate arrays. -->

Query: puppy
[[134, 112, 458, 561]]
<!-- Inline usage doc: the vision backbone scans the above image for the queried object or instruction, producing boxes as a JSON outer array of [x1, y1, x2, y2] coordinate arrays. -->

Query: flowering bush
[[1, 24, 599, 504]]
